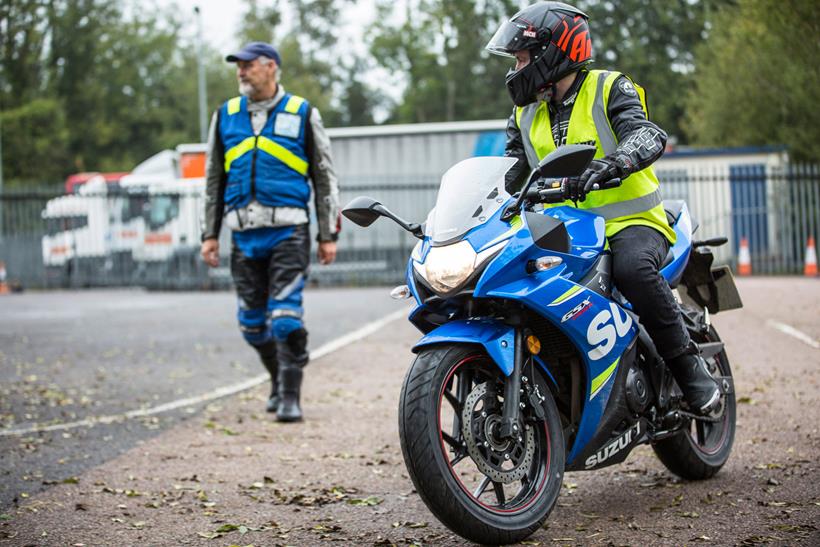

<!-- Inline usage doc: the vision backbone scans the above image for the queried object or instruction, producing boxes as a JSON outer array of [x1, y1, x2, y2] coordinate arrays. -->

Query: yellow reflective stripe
[[227, 96, 242, 115], [257, 136, 309, 175], [284, 96, 305, 113], [590, 358, 620, 400], [224, 136, 256, 173]]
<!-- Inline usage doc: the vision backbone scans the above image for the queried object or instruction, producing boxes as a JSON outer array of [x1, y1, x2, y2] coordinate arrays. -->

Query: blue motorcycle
[[342, 145, 742, 545]]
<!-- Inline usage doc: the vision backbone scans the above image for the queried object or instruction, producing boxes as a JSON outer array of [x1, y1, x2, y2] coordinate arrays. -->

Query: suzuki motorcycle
[[342, 145, 742, 545]]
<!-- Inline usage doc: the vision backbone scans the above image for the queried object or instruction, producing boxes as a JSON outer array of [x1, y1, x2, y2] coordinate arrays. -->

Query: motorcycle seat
[[664, 199, 685, 226]]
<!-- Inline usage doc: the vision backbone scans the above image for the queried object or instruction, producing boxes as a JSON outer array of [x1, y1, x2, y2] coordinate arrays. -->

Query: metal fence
[[1, 163, 818, 290]]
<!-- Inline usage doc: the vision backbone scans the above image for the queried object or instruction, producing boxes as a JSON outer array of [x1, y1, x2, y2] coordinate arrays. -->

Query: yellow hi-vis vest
[[515, 69, 676, 243]]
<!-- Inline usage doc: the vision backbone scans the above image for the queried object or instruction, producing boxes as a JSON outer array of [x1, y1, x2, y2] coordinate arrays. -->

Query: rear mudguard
[[413, 318, 515, 376]]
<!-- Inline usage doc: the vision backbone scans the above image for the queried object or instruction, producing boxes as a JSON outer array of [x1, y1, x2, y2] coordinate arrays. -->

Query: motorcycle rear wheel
[[398, 343, 564, 545], [653, 324, 736, 479]]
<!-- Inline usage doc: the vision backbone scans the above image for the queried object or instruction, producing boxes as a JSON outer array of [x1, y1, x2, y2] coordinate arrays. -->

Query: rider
[[486, 2, 720, 414]]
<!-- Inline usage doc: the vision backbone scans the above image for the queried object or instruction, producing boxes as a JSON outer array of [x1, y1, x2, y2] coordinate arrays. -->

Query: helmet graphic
[[486, 2, 593, 106]]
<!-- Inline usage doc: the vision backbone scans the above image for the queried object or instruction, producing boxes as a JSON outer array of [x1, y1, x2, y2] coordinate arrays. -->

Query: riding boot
[[668, 348, 721, 414], [276, 364, 303, 422], [275, 328, 308, 422], [254, 341, 279, 413]]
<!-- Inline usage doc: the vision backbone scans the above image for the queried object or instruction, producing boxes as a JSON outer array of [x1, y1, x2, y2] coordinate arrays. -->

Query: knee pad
[[238, 307, 269, 346], [271, 316, 303, 341]]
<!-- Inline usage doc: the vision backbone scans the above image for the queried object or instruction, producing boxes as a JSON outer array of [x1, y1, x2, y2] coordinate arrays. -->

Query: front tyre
[[653, 324, 736, 479], [398, 344, 564, 545]]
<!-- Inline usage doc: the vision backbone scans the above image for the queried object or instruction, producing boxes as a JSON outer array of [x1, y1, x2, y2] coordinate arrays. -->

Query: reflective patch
[[227, 96, 242, 115], [274, 113, 301, 138], [618, 79, 638, 97]]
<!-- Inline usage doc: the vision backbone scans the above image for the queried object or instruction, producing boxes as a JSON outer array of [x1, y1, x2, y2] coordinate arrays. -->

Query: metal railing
[[0, 164, 818, 290]]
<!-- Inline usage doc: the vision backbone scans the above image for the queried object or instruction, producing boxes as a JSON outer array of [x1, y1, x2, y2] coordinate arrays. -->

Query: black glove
[[562, 159, 622, 202]]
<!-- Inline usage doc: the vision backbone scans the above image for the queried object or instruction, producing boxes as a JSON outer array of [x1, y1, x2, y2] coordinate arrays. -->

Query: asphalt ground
[[0, 288, 404, 510], [1, 278, 819, 546]]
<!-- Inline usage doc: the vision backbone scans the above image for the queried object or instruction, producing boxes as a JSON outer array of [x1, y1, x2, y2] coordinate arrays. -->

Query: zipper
[[250, 134, 259, 200]]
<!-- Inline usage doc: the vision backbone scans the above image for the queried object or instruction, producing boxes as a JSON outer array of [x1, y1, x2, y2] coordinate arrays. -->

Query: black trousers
[[230, 224, 311, 352], [609, 225, 690, 360]]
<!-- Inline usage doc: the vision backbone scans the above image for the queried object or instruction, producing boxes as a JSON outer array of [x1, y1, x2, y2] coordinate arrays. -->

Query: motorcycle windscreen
[[428, 156, 516, 246]]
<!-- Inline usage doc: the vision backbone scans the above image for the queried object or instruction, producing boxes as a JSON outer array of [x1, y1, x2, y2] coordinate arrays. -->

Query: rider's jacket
[[220, 93, 310, 211], [505, 69, 675, 243]]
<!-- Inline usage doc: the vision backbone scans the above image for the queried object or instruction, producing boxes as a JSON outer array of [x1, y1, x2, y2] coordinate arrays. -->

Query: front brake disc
[[461, 382, 535, 484]]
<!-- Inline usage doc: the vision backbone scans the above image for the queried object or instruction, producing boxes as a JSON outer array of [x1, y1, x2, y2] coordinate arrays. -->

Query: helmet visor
[[486, 19, 537, 58]]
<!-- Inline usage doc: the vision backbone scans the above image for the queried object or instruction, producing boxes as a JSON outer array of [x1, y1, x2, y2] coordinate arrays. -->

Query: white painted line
[[0, 307, 408, 437], [766, 319, 820, 350]]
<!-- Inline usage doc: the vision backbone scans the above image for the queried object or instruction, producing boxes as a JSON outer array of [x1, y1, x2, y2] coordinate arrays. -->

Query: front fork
[[498, 328, 524, 440], [498, 327, 548, 439]]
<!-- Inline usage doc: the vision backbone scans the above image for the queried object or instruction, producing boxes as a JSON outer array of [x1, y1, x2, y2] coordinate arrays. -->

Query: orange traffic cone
[[805, 236, 818, 277], [737, 237, 752, 276], [0, 261, 9, 295]]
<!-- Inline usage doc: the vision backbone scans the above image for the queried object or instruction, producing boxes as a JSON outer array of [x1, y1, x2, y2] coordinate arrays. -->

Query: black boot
[[668, 351, 721, 414], [275, 328, 308, 422], [276, 365, 303, 422], [254, 341, 279, 413]]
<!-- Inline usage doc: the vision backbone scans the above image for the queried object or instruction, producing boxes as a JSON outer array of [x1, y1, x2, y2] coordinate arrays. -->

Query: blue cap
[[226, 42, 281, 66]]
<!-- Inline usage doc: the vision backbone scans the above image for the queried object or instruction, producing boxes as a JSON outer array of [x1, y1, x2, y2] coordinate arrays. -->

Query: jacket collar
[[246, 85, 286, 112]]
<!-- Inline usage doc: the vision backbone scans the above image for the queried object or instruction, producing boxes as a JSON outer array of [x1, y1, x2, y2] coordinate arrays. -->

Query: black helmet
[[486, 2, 593, 106]]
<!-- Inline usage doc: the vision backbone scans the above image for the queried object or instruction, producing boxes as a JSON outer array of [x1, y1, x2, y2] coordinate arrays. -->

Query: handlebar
[[525, 178, 622, 204]]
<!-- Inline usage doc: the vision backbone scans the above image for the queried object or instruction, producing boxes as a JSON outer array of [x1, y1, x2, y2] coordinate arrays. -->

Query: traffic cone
[[805, 236, 818, 277], [0, 261, 9, 295], [737, 237, 752, 276]]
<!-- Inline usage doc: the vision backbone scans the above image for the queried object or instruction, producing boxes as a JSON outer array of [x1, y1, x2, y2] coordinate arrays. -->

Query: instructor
[[200, 41, 340, 422]]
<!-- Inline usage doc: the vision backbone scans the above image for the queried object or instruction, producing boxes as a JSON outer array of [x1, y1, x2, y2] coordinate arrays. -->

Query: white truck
[[42, 144, 215, 288], [41, 175, 110, 285]]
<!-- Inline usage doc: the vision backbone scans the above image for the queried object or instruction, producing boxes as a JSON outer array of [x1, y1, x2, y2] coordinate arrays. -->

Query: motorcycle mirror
[[343, 196, 425, 239], [537, 144, 597, 178], [342, 196, 383, 227]]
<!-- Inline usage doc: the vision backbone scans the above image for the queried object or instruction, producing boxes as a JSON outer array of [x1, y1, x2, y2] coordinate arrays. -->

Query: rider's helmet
[[486, 2, 593, 107]]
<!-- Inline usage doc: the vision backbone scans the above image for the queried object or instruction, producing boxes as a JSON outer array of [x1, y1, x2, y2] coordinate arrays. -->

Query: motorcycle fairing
[[660, 201, 693, 287], [410, 208, 638, 464]]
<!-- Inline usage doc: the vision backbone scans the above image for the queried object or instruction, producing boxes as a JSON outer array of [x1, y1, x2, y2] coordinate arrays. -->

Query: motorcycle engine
[[625, 365, 652, 414]]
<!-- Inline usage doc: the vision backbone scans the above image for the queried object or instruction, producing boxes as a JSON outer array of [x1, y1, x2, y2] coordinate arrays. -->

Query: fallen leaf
[[347, 496, 382, 506]]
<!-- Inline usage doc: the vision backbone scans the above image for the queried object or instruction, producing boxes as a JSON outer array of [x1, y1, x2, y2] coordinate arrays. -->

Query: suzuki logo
[[586, 303, 632, 361], [584, 422, 641, 468]]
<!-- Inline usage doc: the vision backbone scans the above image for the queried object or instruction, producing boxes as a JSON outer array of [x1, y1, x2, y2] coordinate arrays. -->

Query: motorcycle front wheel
[[398, 344, 564, 545]]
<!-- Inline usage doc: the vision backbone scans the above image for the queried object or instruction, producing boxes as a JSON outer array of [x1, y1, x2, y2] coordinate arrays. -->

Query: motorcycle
[[342, 144, 742, 545]]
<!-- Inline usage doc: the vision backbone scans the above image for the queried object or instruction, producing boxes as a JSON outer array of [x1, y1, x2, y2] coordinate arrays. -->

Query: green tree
[[0, 99, 70, 185], [236, 0, 282, 44], [368, 0, 518, 124], [0, 0, 50, 109], [684, 0, 820, 160], [333, 58, 383, 126], [575, 0, 720, 142]]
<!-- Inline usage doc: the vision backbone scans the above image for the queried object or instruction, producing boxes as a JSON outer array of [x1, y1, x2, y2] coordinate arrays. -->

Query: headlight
[[414, 239, 507, 295]]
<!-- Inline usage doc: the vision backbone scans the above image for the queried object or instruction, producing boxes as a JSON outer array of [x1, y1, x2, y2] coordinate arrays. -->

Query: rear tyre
[[653, 324, 736, 480], [398, 344, 564, 545]]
